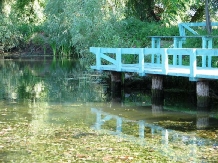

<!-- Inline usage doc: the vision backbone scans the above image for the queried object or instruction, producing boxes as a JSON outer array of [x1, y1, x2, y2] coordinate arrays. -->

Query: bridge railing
[[178, 22, 218, 37], [90, 47, 218, 78]]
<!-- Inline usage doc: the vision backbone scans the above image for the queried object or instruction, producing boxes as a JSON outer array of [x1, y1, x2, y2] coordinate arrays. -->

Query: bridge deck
[[91, 64, 218, 79]]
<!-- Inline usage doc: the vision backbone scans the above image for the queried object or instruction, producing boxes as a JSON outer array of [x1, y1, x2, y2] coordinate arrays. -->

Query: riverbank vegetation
[[1, 0, 218, 60], [1, 0, 218, 94]]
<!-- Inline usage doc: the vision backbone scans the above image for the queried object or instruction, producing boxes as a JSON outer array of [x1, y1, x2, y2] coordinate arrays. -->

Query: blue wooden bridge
[[90, 22, 218, 81]]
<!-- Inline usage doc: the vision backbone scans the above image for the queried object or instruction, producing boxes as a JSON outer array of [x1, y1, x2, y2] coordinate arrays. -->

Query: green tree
[[17, 0, 45, 24], [126, 0, 159, 21], [0, 0, 2, 13]]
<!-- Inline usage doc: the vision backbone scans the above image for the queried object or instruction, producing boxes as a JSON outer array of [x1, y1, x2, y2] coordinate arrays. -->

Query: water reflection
[[0, 60, 109, 103], [196, 107, 210, 129], [1, 60, 218, 162], [91, 107, 217, 162], [152, 92, 164, 115]]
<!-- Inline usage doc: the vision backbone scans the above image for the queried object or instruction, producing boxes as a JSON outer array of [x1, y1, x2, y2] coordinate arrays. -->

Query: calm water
[[0, 59, 218, 162]]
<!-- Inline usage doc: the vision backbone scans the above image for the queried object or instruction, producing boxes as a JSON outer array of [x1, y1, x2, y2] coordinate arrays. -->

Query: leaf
[[102, 155, 114, 162]]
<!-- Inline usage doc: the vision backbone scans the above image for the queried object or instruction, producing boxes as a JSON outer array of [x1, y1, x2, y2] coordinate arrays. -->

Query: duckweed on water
[[0, 121, 171, 163], [1, 119, 218, 163]]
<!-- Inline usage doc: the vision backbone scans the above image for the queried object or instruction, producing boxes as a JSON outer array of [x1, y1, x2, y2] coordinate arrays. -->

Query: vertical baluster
[[96, 48, 101, 70], [139, 48, 144, 75], [162, 49, 168, 75], [116, 48, 121, 71], [190, 49, 197, 81]]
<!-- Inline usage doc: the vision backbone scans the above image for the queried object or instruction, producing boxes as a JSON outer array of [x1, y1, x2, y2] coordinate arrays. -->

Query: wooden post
[[111, 71, 122, 103], [151, 37, 160, 64], [196, 80, 209, 108], [162, 49, 168, 75], [152, 75, 163, 95], [190, 49, 197, 81], [116, 48, 121, 71], [151, 75, 164, 115], [96, 48, 101, 70]]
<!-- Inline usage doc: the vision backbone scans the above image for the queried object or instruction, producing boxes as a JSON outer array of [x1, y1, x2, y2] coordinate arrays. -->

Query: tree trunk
[[205, 0, 212, 34], [0, 0, 3, 14]]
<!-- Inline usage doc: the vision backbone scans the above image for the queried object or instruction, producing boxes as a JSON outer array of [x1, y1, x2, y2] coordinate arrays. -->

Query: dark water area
[[0, 59, 218, 162]]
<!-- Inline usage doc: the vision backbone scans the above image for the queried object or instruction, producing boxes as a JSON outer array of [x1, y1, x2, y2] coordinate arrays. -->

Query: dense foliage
[[0, 0, 218, 59]]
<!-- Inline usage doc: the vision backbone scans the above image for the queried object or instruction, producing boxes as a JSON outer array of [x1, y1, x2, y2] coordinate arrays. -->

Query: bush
[[0, 15, 23, 53]]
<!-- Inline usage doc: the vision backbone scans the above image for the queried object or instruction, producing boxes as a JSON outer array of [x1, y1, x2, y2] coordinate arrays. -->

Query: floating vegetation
[[1, 60, 218, 162], [155, 120, 195, 131], [0, 119, 171, 163], [1, 109, 218, 163]]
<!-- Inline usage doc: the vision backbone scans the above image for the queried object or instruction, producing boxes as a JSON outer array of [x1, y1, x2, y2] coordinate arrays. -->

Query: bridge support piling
[[151, 75, 164, 115], [111, 71, 123, 103], [196, 80, 209, 108], [151, 75, 163, 97]]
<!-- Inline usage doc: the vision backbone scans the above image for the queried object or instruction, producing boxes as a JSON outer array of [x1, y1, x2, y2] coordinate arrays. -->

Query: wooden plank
[[167, 48, 193, 55], [179, 22, 218, 27], [190, 49, 197, 79], [101, 53, 116, 65], [144, 48, 164, 54], [196, 49, 218, 56], [96, 48, 101, 70], [179, 23, 199, 35], [162, 49, 168, 75], [116, 48, 121, 71], [139, 48, 144, 75], [90, 47, 98, 53], [100, 48, 117, 53], [121, 48, 143, 54]]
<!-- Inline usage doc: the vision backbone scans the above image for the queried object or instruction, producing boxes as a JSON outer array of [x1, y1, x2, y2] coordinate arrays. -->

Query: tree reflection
[[0, 60, 109, 104]]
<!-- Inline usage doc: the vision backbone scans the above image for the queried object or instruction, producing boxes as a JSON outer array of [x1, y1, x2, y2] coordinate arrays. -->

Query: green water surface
[[0, 59, 218, 162]]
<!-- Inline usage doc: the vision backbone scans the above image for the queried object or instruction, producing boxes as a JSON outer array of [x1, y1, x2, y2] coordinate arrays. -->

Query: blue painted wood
[[190, 49, 197, 79], [90, 47, 218, 81], [148, 36, 216, 67], [139, 48, 144, 75], [116, 48, 121, 71], [202, 36, 213, 68], [162, 49, 168, 75], [179, 23, 199, 36], [148, 35, 218, 69], [178, 22, 218, 37], [101, 53, 116, 64]]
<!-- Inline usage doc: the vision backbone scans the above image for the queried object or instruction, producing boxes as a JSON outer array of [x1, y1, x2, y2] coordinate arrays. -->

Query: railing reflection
[[91, 108, 167, 144], [91, 107, 216, 162]]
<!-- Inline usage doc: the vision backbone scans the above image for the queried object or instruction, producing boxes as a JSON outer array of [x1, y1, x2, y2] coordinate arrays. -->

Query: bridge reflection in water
[[91, 106, 216, 162]]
